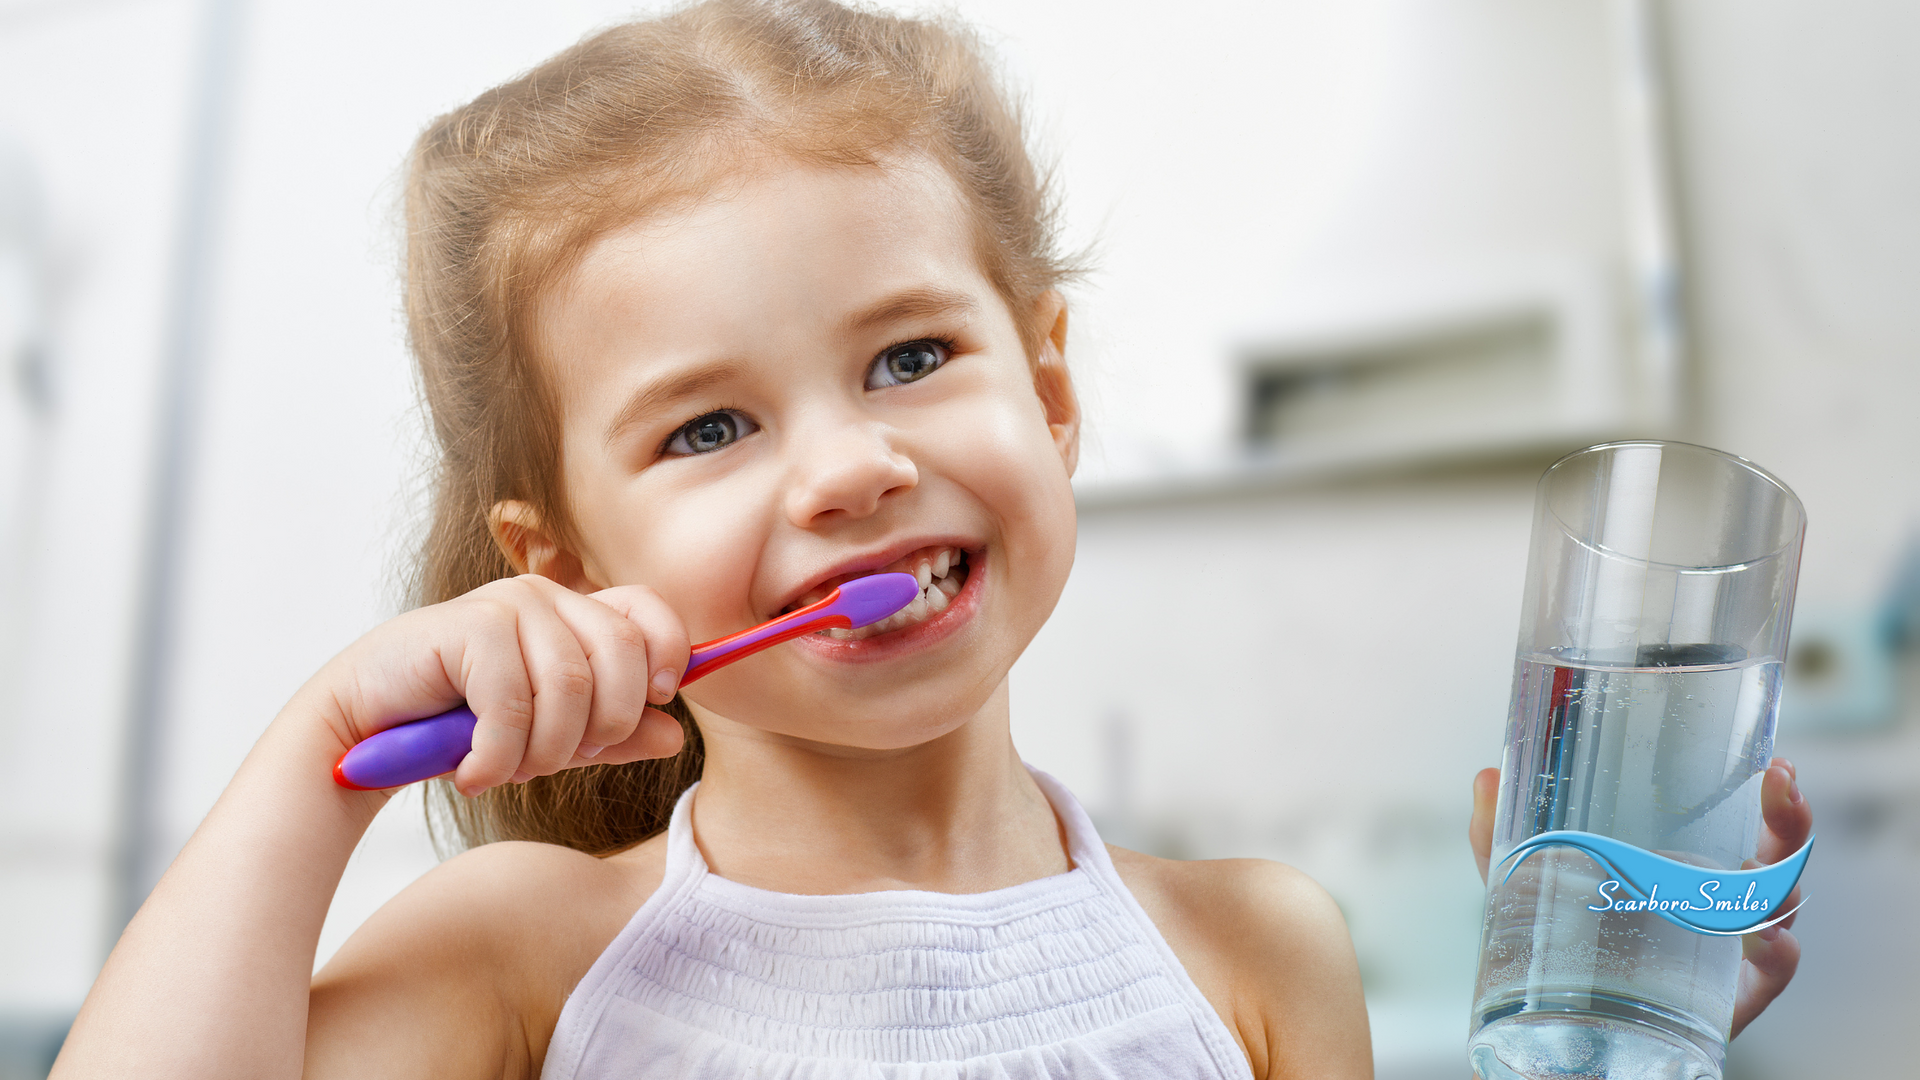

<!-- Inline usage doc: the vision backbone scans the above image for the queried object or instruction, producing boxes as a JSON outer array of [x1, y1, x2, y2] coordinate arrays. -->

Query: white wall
[[0, 0, 196, 1017]]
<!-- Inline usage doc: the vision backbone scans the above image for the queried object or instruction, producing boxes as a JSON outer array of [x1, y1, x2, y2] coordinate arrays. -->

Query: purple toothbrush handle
[[334, 706, 478, 790]]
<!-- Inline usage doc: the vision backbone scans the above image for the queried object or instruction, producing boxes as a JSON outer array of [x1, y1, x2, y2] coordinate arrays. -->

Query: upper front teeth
[[815, 548, 967, 639]]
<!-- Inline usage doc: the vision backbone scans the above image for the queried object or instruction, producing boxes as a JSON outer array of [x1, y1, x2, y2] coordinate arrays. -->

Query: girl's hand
[[1467, 759, 1813, 1039], [318, 575, 689, 796]]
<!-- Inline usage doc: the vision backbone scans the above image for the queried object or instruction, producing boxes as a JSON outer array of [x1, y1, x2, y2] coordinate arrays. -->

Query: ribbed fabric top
[[540, 767, 1255, 1080]]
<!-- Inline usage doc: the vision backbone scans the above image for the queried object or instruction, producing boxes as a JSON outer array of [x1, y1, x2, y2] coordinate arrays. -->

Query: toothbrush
[[334, 572, 921, 790]]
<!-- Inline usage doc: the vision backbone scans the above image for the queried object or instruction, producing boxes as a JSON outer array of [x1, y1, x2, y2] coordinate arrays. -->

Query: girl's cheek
[[943, 390, 1075, 526], [977, 379, 1070, 475], [612, 476, 771, 635]]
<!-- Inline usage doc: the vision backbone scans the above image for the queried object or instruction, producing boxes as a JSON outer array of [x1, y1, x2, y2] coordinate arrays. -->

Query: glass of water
[[1468, 441, 1805, 1080]]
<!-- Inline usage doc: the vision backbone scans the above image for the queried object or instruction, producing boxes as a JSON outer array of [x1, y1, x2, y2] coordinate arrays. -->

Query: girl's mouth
[[781, 545, 972, 641]]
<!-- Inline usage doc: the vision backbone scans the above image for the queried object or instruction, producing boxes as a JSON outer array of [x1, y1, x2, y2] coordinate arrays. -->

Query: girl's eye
[[866, 339, 950, 389], [664, 409, 758, 456]]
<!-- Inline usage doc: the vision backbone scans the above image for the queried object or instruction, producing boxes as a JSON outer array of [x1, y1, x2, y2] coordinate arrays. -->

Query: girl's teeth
[[812, 548, 967, 641]]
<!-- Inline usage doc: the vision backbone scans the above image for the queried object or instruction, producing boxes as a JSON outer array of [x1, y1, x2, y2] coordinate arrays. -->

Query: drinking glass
[[1468, 441, 1805, 1080]]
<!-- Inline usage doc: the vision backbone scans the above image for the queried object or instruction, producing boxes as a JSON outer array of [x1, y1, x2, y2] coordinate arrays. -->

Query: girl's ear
[[1031, 290, 1080, 476], [488, 501, 598, 591]]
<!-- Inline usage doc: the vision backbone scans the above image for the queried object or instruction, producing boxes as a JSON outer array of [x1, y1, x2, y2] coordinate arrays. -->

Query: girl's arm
[[50, 577, 688, 1080], [50, 710, 386, 1078]]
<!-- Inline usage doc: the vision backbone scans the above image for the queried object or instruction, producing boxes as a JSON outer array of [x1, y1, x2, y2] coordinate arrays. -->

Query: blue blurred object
[[1780, 608, 1898, 733], [1878, 534, 1920, 650], [0, 1014, 68, 1080], [1779, 536, 1920, 734]]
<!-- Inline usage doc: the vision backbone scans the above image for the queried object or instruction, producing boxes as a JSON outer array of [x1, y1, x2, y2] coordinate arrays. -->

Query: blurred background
[[1, 0, 1915, 1076]]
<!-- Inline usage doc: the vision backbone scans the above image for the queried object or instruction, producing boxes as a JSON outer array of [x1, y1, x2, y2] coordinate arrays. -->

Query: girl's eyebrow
[[603, 360, 749, 446], [841, 286, 978, 334]]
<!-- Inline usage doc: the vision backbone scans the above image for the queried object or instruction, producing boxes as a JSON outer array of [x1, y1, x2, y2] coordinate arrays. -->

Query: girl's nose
[[782, 420, 918, 527]]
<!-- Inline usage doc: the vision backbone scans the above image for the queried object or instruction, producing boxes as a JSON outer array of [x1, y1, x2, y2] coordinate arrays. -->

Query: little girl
[[53, 2, 1810, 1077]]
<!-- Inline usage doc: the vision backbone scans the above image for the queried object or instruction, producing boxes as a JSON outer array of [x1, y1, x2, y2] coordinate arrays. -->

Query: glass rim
[[1541, 440, 1807, 572]]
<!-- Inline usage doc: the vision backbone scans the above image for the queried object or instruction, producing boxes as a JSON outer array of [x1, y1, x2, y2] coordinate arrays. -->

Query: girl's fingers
[[498, 592, 598, 780], [448, 595, 539, 795], [1757, 757, 1812, 865], [1731, 924, 1800, 1040], [577, 707, 687, 766], [1470, 767, 1498, 885], [547, 588, 655, 753], [589, 584, 691, 703], [450, 577, 594, 791], [1726, 761, 1809, 1038]]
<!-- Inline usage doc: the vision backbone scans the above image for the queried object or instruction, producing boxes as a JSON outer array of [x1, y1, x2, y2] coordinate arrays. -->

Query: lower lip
[[792, 552, 985, 663]]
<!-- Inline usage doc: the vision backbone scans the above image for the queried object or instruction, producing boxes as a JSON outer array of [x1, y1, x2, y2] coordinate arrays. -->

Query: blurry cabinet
[[1235, 262, 1645, 472]]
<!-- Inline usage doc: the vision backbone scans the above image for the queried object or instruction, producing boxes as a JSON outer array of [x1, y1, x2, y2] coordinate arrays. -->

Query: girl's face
[[524, 158, 1078, 750]]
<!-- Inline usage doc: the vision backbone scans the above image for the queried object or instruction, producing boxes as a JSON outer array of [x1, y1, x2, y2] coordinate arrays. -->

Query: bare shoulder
[[343, 833, 665, 975], [1108, 847, 1372, 1080], [305, 832, 668, 1080]]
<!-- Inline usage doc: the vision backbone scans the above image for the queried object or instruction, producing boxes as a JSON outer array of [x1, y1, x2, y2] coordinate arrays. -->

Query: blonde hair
[[406, 0, 1077, 855]]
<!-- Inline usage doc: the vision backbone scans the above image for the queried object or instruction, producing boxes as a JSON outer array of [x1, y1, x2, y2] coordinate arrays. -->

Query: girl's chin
[[695, 706, 979, 754], [788, 548, 986, 664]]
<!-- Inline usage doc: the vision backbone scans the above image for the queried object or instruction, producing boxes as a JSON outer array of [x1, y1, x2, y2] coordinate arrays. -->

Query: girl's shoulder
[[388, 832, 669, 969], [306, 833, 669, 1078], [1106, 846, 1372, 1080]]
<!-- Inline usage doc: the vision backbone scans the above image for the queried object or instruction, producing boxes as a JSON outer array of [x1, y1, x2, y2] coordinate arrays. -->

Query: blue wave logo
[[1498, 831, 1813, 936]]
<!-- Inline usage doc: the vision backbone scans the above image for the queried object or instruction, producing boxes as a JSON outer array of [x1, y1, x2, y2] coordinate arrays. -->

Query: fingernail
[[511, 769, 532, 784], [460, 784, 486, 799], [1758, 924, 1781, 942], [1789, 778, 1803, 804], [1778, 757, 1796, 778], [577, 742, 605, 759], [652, 669, 679, 697]]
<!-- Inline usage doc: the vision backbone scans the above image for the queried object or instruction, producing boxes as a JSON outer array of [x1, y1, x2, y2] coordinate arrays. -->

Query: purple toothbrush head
[[831, 572, 923, 627]]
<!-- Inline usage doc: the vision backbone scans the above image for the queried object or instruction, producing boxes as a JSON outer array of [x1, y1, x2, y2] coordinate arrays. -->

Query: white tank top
[[539, 766, 1255, 1080]]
